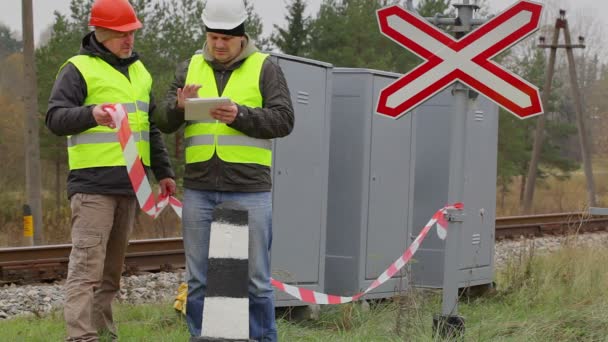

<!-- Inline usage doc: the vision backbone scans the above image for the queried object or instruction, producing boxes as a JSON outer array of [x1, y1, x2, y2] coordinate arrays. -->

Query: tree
[[416, 0, 451, 17], [0, 53, 26, 191], [271, 0, 311, 56], [497, 47, 578, 208], [132, 0, 206, 98], [35, 9, 87, 206], [243, 0, 272, 51], [0, 23, 22, 59], [308, 0, 418, 72]]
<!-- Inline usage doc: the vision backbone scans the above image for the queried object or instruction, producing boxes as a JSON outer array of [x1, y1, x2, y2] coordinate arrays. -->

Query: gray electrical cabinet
[[410, 89, 498, 289], [268, 53, 333, 306], [325, 68, 415, 298], [325, 67, 497, 299]]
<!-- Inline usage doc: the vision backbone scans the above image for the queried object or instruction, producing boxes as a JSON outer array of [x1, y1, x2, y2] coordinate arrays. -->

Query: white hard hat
[[202, 0, 247, 30]]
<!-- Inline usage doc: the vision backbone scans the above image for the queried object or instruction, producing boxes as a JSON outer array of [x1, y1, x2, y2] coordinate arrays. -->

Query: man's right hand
[[176, 84, 202, 109], [92, 104, 116, 129]]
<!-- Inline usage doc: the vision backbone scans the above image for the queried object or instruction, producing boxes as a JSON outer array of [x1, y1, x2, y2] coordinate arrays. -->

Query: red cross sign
[[376, 1, 543, 119]]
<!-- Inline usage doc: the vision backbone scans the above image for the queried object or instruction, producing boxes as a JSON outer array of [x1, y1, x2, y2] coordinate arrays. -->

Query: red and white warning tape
[[271, 203, 462, 304], [106, 103, 463, 305], [105, 104, 182, 218]]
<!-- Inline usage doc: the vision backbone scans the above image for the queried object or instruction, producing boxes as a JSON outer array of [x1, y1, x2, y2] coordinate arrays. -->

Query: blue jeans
[[182, 189, 277, 341]]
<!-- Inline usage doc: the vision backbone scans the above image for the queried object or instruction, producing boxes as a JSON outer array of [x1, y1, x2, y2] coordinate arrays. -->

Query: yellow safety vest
[[63, 55, 152, 170], [184, 52, 272, 166]]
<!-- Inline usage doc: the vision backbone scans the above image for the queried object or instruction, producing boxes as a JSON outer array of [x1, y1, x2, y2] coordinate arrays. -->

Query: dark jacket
[[46, 32, 174, 199], [155, 36, 294, 192]]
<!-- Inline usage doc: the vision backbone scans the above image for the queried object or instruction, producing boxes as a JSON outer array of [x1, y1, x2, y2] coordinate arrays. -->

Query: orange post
[[23, 204, 34, 246]]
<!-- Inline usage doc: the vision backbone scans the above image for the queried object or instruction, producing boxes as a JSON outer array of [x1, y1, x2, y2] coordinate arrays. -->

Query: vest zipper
[[215, 70, 226, 188], [218, 70, 226, 94]]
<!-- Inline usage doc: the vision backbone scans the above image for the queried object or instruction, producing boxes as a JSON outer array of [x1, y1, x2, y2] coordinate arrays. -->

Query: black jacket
[[46, 32, 174, 198], [154, 36, 294, 192]]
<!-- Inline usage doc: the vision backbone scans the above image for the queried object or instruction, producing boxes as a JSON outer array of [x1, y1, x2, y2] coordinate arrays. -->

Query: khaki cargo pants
[[64, 193, 137, 342]]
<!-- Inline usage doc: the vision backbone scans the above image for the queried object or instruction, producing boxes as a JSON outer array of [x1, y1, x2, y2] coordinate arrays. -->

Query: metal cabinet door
[[364, 75, 414, 280], [410, 90, 454, 287], [271, 57, 330, 284], [410, 89, 497, 287], [460, 98, 498, 269]]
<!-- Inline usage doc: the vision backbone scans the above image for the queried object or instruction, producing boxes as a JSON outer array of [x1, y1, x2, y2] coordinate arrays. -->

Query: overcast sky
[[0, 0, 604, 44]]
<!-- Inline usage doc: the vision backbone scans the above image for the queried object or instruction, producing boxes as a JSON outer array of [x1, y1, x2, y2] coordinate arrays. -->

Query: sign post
[[376, 0, 543, 338]]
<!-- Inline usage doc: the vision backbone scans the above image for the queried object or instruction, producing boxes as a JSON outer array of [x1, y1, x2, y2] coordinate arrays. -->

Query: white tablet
[[185, 97, 232, 121]]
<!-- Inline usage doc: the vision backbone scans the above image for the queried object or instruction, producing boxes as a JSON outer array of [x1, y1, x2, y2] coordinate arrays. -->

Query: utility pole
[[22, 0, 44, 245], [522, 9, 595, 214], [405, 0, 414, 11], [562, 17, 596, 209]]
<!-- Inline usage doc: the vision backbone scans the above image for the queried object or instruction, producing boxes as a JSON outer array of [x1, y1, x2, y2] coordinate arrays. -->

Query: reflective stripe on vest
[[184, 52, 271, 166], [185, 135, 272, 150], [68, 131, 150, 147], [63, 56, 152, 170]]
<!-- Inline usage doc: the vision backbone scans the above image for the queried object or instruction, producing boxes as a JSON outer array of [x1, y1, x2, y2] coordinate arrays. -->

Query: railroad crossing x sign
[[376, 0, 544, 119]]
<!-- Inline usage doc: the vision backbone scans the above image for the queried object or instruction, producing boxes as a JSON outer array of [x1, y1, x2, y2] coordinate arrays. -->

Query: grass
[[497, 158, 608, 216], [2, 241, 607, 341], [0, 304, 190, 342], [463, 242, 608, 341], [497, 171, 594, 216], [0, 189, 181, 247]]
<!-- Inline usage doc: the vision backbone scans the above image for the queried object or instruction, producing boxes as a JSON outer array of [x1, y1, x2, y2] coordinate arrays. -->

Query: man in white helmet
[[154, 0, 294, 340]]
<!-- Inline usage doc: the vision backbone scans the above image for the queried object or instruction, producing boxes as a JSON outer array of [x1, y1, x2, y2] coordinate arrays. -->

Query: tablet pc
[[185, 97, 232, 121]]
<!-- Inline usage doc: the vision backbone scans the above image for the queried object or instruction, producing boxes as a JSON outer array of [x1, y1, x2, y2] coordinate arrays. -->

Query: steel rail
[[1, 213, 608, 283], [0, 238, 185, 284], [495, 212, 608, 239]]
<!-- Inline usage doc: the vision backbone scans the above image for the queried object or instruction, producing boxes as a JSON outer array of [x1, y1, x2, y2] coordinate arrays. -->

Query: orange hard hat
[[89, 0, 142, 32]]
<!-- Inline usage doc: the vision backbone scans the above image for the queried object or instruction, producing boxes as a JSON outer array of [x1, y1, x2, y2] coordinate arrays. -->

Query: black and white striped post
[[191, 202, 254, 342]]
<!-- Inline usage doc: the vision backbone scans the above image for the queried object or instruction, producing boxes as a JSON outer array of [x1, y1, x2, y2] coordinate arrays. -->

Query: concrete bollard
[[191, 202, 254, 342]]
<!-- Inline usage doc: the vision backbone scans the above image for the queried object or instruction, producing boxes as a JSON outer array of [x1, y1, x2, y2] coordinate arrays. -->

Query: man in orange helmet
[[45, 0, 175, 340]]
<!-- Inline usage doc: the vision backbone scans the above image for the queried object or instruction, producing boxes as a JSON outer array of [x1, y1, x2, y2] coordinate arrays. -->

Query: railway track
[[495, 212, 608, 239], [0, 238, 185, 284], [1, 212, 608, 284]]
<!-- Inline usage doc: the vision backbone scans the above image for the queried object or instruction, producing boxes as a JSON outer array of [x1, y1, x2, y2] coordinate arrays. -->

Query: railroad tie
[[193, 202, 254, 342]]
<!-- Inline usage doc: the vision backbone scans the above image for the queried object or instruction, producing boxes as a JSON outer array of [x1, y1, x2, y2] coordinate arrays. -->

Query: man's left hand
[[210, 102, 238, 124], [159, 178, 177, 196]]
